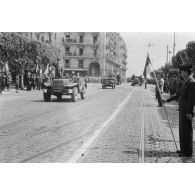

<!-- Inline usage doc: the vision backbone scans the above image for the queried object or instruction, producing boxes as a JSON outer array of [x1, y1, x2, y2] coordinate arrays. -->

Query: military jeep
[[42, 77, 87, 102], [101, 76, 116, 89]]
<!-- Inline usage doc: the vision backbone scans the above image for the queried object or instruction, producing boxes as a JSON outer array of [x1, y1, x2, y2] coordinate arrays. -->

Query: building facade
[[21, 32, 128, 80]]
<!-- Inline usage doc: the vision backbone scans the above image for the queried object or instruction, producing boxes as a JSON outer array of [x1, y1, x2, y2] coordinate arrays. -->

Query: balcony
[[65, 52, 99, 59], [62, 39, 99, 47], [64, 38, 77, 44], [106, 54, 120, 66]]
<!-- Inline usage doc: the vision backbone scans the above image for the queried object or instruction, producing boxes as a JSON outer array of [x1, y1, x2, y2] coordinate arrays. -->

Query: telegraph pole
[[173, 32, 176, 57], [166, 45, 169, 63]]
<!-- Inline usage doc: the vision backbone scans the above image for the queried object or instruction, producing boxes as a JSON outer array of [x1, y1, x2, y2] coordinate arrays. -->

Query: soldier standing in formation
[[163, 64, 195, 157]]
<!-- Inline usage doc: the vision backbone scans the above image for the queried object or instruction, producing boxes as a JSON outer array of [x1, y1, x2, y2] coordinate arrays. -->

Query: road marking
[[138, 96, 145, 163], [66, 88, 136, 163]]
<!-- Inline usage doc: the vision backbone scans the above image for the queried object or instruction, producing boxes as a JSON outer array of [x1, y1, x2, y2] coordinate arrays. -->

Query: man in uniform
[[163, 64, 195, 157], [16, 73, 20, 93]]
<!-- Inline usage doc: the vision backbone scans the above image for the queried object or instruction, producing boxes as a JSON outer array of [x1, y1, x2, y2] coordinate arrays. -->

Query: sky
[[120, 32, 195, 77]]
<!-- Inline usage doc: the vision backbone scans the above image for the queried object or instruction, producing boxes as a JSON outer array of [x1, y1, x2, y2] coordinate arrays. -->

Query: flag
[[35, 63, 39, 74], [5, 61, 9, 74], [44, 64, 49, 76], [143, 54, 152, 78], [39, 66, 43, 76]]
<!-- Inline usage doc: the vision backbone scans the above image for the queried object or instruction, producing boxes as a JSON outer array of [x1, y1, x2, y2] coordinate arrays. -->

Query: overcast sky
[[120, 32, 195, 77]]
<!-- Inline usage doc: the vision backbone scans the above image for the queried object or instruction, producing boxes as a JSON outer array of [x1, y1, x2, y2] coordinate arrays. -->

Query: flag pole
[[148, 54, 179, 151]]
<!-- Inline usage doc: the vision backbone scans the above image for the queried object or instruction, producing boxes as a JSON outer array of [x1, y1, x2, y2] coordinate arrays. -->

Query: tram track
[[138, 95, 145, 163], [19, 131, 94, 163]]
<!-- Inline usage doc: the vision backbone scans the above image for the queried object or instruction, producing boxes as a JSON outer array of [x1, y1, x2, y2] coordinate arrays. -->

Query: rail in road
[[138, 95, 145, 163], [18, 87, 154, 163]]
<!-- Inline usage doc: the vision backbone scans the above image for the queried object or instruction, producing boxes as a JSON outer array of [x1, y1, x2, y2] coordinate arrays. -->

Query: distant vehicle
[[131, 78, 140, 86], [131, 76, 143, 86], [42, 77, 87, 102], [101, 76, 116, 89]]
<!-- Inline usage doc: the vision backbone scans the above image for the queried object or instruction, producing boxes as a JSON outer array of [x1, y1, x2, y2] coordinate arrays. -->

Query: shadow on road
[[32, 98, 77, 103]]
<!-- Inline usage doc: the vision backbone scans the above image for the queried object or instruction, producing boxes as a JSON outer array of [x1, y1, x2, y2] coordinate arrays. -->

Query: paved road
[[1, 84, 195, 163], [0, 84, 137, 162]]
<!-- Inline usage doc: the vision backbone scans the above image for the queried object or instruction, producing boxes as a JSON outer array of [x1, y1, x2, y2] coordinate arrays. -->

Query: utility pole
[[166, 45, 169, 63], [173, 32, 176, 57], [168, 51, 172, 63]]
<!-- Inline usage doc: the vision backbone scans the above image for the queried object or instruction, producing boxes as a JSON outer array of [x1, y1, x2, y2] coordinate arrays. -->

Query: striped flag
[[143, 54, 152, 78]]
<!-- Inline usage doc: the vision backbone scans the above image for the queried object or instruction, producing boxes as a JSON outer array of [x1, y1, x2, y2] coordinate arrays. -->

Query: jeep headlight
[[68, 89, 72, 93]]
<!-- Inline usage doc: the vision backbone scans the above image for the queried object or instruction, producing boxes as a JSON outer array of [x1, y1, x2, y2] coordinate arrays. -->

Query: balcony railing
[[65, 52, 99, 59], [62, 39, 99, 47]]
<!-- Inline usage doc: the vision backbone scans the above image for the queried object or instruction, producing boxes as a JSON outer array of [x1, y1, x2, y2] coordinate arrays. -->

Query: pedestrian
[[162, 64, 195, 157], [16, 73, 20, 93]]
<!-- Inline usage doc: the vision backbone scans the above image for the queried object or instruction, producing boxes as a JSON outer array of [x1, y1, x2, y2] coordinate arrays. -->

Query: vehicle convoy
[[131, 76, 143, 86], [101, 76, 116, 89], [43, 77, 87, 102]]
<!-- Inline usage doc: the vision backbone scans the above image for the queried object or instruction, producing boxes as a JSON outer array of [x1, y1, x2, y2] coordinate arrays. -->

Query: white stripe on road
[[66, 88, 136, 163]]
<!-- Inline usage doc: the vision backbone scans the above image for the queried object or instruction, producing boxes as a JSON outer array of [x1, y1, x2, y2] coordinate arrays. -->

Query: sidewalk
[[145, 85, 195, 163]]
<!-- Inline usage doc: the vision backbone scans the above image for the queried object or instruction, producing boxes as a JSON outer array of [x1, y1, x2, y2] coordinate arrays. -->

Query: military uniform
[[166, 69, 195, 156]]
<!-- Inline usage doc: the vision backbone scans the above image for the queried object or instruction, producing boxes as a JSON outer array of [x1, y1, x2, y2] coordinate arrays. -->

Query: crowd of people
[[0, 73, 11, 94], [153, 64, 195, 157], [0, 71, 50, 94]]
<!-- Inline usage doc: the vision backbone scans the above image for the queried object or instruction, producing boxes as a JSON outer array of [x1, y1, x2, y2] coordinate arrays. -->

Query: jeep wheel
[[71, 87, 78, 102], [80, 87, 86, 99], [44, 93, 51, 102]]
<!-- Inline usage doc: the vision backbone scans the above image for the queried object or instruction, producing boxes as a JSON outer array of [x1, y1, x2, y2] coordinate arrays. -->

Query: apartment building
[[20, 32, 128, 80]]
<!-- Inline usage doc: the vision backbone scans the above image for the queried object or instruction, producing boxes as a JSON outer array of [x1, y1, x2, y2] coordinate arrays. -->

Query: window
[[78, 60, 83, 68], [79, 35, 84, 43], [93, 36, 97, 44], [65, 46, 70, 54], [79, 48, 83, 56], [66, 35, 70, 39], [65, 59, 70, 68], [55, 33, 57, 40], [41, 36, 44, 42], [62, 37, 65, 42], [30, 33, 32, 39], [93, 49, 97, 57], [48, 33, 52, 43]]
